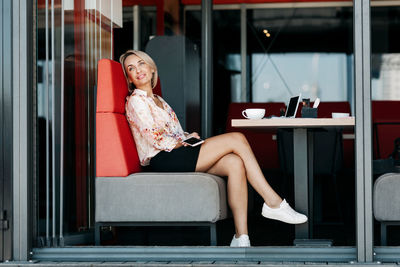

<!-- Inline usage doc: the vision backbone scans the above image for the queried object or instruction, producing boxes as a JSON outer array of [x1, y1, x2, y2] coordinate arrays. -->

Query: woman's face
[[124, 54, 155, 90]]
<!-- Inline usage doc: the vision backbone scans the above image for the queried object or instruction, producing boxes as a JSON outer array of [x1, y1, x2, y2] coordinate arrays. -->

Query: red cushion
[[316, 101, 351, 118], [96, 113, 141, 176], [373, 123, 400, 159], [97, 59, 129, 114], [226, 102, 286, 170], [153, 77, 162, 97], [96, 59, 143, 176], [372, 100, 400, 121], [372, 101, 400, 159]]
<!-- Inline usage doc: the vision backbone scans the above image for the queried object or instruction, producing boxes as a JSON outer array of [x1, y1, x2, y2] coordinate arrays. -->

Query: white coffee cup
[[242, 108, 265, 119], [332, 112, 350, 118]]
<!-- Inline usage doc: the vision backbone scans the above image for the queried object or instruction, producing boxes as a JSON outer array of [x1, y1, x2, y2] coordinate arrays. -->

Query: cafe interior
[[35, 0, 400, 252]]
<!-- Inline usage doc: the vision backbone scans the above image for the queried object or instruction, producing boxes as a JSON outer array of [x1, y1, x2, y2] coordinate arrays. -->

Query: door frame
[[1, 0, 14, 262]]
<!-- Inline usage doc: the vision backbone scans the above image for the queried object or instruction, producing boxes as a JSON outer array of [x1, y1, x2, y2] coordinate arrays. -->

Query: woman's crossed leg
[[196, 132, 282, 208], [195, 132, 307, 246]]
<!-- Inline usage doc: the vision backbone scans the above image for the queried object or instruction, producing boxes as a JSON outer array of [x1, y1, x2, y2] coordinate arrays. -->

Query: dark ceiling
[[185, 6, 400, 54]]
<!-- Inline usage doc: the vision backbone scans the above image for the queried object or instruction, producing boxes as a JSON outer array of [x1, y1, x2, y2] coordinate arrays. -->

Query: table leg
[[293, 128, 309, 239]]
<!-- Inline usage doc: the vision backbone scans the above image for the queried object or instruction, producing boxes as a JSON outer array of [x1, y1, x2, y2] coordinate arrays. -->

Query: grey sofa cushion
[[96, 172, 228, 223], [373, 173, 400, 221]]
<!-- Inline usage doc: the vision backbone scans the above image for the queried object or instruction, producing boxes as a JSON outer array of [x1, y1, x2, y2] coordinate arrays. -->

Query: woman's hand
[[174, 142, 184, 149], [185, 132, 200, 139]]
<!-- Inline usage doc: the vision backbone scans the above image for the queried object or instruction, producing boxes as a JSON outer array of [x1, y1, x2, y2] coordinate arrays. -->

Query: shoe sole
[[261, 211, 308, 224]]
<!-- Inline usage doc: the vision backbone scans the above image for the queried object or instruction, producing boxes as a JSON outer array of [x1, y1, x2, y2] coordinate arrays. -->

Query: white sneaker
[[230, 234, 251, 247], [261, 199, 308, 224]]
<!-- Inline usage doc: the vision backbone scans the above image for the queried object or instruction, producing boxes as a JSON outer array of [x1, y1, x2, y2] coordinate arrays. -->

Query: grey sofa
[[95, 173, 228, 245], [95, 59, 228, 246], [373, 172, 400, 245]]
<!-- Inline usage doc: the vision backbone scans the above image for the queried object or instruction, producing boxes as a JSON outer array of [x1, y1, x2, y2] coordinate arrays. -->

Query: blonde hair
[[119, 50, 158, 94]]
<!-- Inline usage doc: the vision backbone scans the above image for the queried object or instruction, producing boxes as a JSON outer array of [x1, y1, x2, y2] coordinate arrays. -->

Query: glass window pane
[[35, 0, 205, 247], [371, 5, 400, 247], [245, 5, 356, 246], [34, 0, 359, 249]]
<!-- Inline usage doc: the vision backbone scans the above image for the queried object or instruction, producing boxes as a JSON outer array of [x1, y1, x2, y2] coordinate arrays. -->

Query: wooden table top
[[232, 117, 355, 129]]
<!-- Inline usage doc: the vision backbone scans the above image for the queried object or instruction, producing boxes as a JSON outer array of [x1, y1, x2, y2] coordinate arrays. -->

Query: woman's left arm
[[126, 96, 181, 151]]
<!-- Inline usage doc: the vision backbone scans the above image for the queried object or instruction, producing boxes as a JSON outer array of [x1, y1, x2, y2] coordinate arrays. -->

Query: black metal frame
[[12, 0, 400, 263], [94, 222, 217, 246]]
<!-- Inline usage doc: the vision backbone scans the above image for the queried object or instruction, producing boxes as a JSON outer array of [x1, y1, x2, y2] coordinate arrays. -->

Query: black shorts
[[148, 145, 202, 172]]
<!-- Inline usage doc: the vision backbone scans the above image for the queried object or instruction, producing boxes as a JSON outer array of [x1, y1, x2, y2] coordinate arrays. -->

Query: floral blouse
[[125, 89, 186, 166]]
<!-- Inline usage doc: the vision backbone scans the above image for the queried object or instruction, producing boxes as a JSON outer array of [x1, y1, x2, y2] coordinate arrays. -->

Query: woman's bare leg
[[196, 132, 282, 208], [205, 153, 248, 237]]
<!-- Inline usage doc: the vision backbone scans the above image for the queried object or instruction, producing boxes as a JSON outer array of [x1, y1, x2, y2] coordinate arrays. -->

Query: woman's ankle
[[235, 231, 249, 238], [264, 198, 283, 209]]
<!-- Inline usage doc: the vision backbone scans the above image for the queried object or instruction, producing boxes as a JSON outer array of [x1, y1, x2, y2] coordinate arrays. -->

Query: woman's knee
[[224, 154, 245, 175], [227, 132, 248, 145]]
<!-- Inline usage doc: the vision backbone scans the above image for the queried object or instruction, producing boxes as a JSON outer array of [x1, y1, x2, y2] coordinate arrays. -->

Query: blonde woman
[[120, 50, 307, 247]]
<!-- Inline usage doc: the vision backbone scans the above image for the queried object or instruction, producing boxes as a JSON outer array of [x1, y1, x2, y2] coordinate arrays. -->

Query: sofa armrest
[[373, 173, 400, 221]]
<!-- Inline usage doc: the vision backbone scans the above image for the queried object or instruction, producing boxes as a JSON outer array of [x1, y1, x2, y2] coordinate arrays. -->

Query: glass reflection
[[371, 6, 400, 247], [35, 0, 400, 247], [245, 5, 356, 246]]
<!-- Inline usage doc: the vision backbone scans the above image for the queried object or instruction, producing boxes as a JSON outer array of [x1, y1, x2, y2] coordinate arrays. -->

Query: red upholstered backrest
[[96, 59, 142, 176], [97, 60, 129, 114], [316, 101, 351, 118], [226, 102, 286, 170], [372, 100, 400, 121], [372, 101, 400, 159], [153, 77, 162, 97]]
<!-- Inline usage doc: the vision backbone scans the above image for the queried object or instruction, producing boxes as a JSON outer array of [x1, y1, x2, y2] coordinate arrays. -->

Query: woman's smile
[[124, 54, 154, 90], [136, 73, 146, 80]]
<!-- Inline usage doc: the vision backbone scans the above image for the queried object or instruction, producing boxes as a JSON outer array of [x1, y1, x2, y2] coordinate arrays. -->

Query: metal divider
[[45, 0, 50, 248], [240, 4, 247, 102], [51, 0, 56, 247], [0, 2, 4, 261], [59, 0, 65, 247], [133, 5, 141, 50], [201, 0, 213, 138], [354, 0, 373, 262], [12, 0, 34, 259], [43, 0, 65, 247]]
